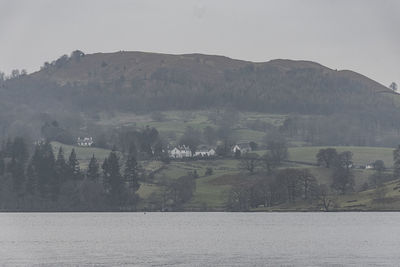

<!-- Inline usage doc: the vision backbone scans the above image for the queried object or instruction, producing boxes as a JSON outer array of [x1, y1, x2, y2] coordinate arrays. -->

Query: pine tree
[[10, 157, 26, 194], [0, 154, 4, 176], [30, 142, 56, 199], [87, 154, 100, 182], [124, 150, 140, 191], [25, 162, 37, 196], [68, 149, 81, 180], [103, 150, 124, 206], [394, 145, 400, 179], [102, 157, 109, 190], [7, 137, 29, 196], [55, 147, 68, 184], [11, 137, 28, 163]]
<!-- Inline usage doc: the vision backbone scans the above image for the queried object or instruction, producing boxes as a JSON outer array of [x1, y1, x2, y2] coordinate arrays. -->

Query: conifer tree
[[30, 142, 56, 199], [102, 157, 109, 189], [7, 137, 29, 196], [124, 149, 140, 191], [55, 147, 68, 184], [68, 149, 81, 180], [394, 145, 400, 179], [25, 162, 37, 196], [0, 154, 4, 176], [10, 156, 26, 194], [103, 150, 124, 206], [11, 137, 29, 163], [87, 154, 100, 182]]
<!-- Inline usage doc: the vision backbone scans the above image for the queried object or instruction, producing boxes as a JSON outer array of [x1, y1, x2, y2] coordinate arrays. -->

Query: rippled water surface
[[0, 212, 399, 266]]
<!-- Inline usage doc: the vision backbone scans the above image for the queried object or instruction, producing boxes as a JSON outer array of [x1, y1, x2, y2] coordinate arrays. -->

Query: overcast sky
[[0, 0, 399, 86]]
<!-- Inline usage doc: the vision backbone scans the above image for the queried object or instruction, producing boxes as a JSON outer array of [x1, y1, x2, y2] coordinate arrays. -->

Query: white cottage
[[232, 142, 251, 153], [195, 147, 216, 157], [77, 137, 94, 147], [169, 145, 192, 159]]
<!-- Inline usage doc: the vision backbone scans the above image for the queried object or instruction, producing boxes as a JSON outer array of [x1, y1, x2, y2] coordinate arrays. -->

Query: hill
[[1, 51, 396, 114], [1, 50, 400, 147]]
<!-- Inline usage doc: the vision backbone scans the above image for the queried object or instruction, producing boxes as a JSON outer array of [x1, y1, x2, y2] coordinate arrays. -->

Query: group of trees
[[279, 114, 400, 147], [0, 137, 141, 211], [146, 173, 197, 211], [316, 148, 354, 194], [116, 126, 166, 160], [0, 69, 27, 82], [227, 168, 321, 211], [237, 139, 288, 175]]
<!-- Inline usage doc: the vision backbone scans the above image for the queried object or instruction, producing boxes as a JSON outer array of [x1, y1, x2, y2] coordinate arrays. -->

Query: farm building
[[77, 137, 94, 147]]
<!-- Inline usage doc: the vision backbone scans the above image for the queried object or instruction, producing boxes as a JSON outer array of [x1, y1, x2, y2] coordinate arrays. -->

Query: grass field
[[49, 136, 399, 211], [51, 141, 112, 168], [94, 110, 287, 143], [288, 146, 395, 167]]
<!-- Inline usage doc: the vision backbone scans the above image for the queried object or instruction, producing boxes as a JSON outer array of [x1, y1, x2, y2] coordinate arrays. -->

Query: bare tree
[[318, 184, 334, 211], [389, 82, 398, 92], [238, 153, 260, 174], [316, 148, 338, 168]]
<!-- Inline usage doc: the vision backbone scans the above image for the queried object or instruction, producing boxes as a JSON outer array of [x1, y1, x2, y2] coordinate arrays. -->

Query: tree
[[316, 148, 338, 168], [29, 142, 56, 199], [261, 152, 278, 174], [10, 69, 20, 79], [166, 175, 196, 210], [238, 153, 260, 174], [389, 82, 398, 92], [124, 149, 140, 191], [234, 149, 241, 158], [369, 160, 387, 188], [277, 168, 301, 203], [103, 150, 125, 207], [249, 141, 258, 151], [297, 169, 318, 201], [55, 147, 69, 184], [373, 160, 385, 172], [87, 154, 100, 182], [393, 145, 400, 179], [205, 167, 213, 176], [227, 184, 252, 211], [70, 50, 85, 61], [203, 126, 217, 145], [25, 162, 36, 196], [10, 137, 29, 163], [9, 157, 25, 194], [335, 151, 353, 170], [331, 151, 354, 194], [0, 155, 4, 175], [68, 149, 81, 180], [152, 140, 163, 159], [267, 140, 288, 165], [373, 184, 388, 202], [318, 184, 334, 211], [179, 126, 201, 155]]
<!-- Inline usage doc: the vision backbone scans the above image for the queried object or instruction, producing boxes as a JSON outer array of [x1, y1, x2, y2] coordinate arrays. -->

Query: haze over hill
[[0, 50, 399, 146]]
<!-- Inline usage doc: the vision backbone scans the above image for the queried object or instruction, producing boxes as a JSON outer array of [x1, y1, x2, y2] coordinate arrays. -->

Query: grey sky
[[0, 0, 399, 86]]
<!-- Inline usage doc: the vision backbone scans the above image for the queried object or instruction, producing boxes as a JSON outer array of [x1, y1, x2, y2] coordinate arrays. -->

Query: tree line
[[0, 137, 141, 211]]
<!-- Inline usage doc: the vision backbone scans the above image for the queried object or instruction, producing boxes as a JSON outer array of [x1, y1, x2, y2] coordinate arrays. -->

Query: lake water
[[0, 212, 399, 266]]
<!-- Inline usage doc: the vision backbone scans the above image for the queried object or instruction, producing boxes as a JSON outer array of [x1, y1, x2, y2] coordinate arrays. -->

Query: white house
[[169, 145, 192, 159], [194, 147, 216, 157], [365, 164, 374, 170], [77, 137, 94, 147], [232, 142, 251, 153]]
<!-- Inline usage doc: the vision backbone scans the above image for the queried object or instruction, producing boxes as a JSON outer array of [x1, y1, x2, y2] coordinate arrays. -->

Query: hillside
[[1, 50, 400, 147], [1, 51, 396, 114], [44, 143, 397, 211]]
